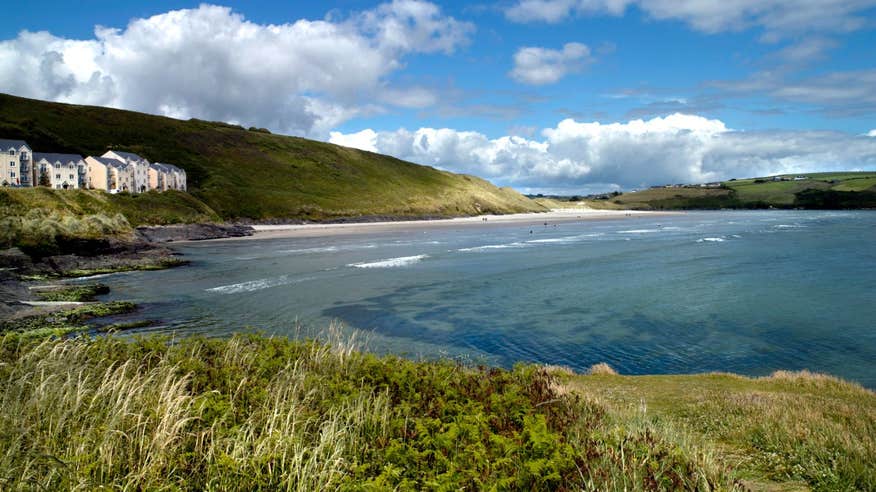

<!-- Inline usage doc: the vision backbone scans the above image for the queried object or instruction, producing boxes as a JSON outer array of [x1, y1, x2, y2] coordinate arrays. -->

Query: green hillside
[[585, 172, 876, 210], [0, 93, 544, 220], [0, 188, 220, 226]]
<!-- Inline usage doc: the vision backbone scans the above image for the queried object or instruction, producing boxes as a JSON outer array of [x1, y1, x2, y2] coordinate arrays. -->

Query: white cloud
[[330, 113, 876, 193], [509, 42, 593, 85], [711, 69, 876, 117], [868, 130, 876, 137], [505, 0, 876, 38], [0, 2, 472, 138]]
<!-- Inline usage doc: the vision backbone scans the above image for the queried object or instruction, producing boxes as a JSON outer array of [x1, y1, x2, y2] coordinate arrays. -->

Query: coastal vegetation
[[0, 93, 544, 221], [0, 301, 136, 338], [582, 172, 876, 210], [0, 330, 872, 490]]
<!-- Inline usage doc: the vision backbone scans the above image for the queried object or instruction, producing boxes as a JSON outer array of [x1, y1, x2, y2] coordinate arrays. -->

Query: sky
[[2, 0, 876, 194]]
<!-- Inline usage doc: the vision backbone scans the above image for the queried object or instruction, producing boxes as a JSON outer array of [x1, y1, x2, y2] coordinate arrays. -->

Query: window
[[55, 174, 61, 180], [9, 150, 14, 155], [9, 161, 13, 166], [10, 172, 15, 177], [69, 174, 74, 180]]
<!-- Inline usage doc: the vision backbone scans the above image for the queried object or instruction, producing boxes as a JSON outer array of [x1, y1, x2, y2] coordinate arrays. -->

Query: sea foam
[[348, 255, 428, 268], [207, 275, 313, 294], [457, 242, 528, 252]]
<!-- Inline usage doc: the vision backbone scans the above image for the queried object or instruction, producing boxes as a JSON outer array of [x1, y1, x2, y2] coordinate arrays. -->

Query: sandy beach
[[240, 209, 678, 240]]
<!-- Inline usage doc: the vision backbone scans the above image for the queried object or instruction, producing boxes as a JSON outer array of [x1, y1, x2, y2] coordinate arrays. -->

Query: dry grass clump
[[765, 369, 873, 393], [588, 362, 619, 375], [540, 364, 576, 376]]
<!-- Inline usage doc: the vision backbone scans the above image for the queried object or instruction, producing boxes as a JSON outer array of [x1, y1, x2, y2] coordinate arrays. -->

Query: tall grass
[[566, 371, 876, 491], [0, 208, 131, 255], [0, 329, 734, 490]]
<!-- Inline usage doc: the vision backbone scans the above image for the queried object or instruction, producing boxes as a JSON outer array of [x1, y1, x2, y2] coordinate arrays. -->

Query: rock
[[135, 223, 254, 242]]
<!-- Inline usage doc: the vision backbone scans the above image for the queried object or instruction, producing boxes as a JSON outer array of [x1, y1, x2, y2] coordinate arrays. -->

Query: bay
[[90, 210, 876, 387]]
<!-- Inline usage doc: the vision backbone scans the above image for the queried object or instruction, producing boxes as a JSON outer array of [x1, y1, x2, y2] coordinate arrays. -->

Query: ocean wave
[[348, 255, 429, 268], [526, 235, 580, 244], [207, 275, 313, 294], [696, 237, 725, 243], [774, 224, 807, 229], [278, 244, 377, 254], [457, 242, 528, 252], [618, 229, 662, 234]]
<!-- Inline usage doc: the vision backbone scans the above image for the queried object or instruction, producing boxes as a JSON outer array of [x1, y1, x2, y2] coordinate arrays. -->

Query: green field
[[0, 331, 872, 491], [583, 172, 876, 210], [0, 93, 544, 220]]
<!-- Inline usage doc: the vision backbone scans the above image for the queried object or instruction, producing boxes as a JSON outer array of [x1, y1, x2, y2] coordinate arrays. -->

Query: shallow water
[[91, 211, 876, 387]]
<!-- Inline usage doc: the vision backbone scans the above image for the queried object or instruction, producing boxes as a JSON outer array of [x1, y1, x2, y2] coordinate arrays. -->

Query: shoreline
[[228, 209, 679, 240]]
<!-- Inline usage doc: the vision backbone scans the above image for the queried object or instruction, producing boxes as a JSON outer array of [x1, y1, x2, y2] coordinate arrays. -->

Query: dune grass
[[0, 330, 738, 491]]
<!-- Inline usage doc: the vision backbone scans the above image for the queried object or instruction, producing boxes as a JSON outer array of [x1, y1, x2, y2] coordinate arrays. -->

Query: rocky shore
[[135, 223, 254, 242], [1, 223, 251, 322]]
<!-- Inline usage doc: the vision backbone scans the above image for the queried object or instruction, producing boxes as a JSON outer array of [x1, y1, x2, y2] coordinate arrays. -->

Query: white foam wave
[[775, 224, 806, 229], [696, 237, 725, 243], [458, 242, 528, 252], [278, 244, 377, 254], [348, 255, 428, 268], [207, 275, 313, 294], [618, 229, 662, 234], [527, 236, 579, 244]]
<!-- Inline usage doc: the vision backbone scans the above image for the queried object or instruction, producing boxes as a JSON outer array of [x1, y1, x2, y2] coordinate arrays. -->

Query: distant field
[[584, 172, 876, 210]]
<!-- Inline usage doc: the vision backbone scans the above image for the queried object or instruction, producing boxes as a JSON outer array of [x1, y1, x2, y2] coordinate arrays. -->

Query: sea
[[85, 210, 876, 388]]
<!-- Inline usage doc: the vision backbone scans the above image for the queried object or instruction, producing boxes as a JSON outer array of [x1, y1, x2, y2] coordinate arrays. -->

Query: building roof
[[152, 162, 184, 173], [104, 150, 147, 162], [88, 156, 130, 169], [0, 139, 30, 150], [33, 152, 84, 164]]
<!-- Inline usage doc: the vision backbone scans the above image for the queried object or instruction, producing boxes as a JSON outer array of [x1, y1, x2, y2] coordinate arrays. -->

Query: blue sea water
[[90, 211, 876, 387]]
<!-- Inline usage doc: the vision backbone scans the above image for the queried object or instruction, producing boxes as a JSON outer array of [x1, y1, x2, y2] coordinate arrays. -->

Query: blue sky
[[2, 1, 876, 193]]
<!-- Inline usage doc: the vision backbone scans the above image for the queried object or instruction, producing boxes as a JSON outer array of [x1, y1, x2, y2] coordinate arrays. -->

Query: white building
[[103, 150, 151, 193], [0, 139, 33, 187], [33, 153, 85, 190], [151, 162, 187, 191]]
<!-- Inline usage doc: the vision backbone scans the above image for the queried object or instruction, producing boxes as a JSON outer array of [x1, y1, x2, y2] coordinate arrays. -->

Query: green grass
[[0, 93, 544, 221], [599, 188, 739, 210], [0, 301, 136, 338], [33, 283, 110, 302], [562, 369, 876, 491], [0, 331, 735, 491], [0, 187, 221, 226], [0, 330, 872, 490], [595, 172, 876, 210]]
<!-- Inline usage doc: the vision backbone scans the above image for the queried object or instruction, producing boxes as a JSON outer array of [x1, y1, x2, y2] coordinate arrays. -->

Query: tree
[[39, 169, 51, 187]]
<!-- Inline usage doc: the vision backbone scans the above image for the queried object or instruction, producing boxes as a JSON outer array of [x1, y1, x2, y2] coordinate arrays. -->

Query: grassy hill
[[0, 93, 544, 220], [0, 188, 220, 226], [584, 172, 876, 210]]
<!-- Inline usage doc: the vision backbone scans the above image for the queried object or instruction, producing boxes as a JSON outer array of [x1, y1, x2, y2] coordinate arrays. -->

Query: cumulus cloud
[[868, 130, 876, 137], [509, 42, 593, 85], [0, 1, 472, 137], [505, 0, 876, 38], [330, 114, 876, 193]]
